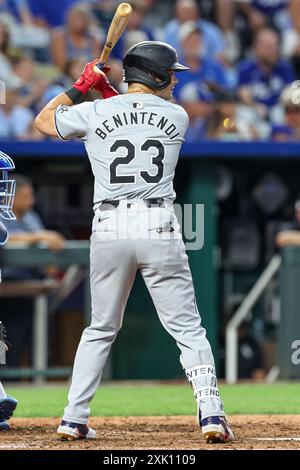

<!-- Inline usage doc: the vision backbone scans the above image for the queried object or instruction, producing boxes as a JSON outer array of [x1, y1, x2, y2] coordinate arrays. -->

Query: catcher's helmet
[[123, 41, 189, 90], [0, 151, 15, 221]]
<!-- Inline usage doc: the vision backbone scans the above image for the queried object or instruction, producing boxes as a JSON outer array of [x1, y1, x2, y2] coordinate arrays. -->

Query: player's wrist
[[72, 77, 92, 96], [72, 60, 103, 97], [65, 87, 84, 104]]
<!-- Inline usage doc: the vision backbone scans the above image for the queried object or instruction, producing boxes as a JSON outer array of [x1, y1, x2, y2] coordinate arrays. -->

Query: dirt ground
[[0, 415, 300, 450]]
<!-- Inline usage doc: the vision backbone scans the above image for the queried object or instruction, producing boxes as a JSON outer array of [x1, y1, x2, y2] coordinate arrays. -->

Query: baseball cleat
[[0, 395, 18, 423], [201, 416, 234, 443], [0, 420, 10, 430], [57, 420, 96, 441]]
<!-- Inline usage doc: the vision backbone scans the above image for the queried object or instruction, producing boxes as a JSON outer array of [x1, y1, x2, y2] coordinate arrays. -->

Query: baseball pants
[[63, 203, 224, 423]]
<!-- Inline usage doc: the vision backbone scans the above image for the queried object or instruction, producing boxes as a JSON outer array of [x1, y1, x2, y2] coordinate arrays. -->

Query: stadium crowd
[[1, 0, 300, 142]]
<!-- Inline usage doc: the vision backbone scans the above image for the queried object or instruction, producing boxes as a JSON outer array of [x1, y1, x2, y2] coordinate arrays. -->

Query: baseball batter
[[35, 41, 234, 444]]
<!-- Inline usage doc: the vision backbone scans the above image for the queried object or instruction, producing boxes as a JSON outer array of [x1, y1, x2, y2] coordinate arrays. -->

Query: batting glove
[[92, 65, 119, 98], [73, 60, 119, 98]]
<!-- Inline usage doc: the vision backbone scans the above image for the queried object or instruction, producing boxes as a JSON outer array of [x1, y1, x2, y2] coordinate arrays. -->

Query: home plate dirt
[[0, 415, 300, 450]]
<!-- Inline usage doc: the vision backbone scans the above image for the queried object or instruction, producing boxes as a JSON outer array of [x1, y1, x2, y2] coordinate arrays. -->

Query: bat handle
[[96, 62, 105, 71], [93, 61, 105, 73]]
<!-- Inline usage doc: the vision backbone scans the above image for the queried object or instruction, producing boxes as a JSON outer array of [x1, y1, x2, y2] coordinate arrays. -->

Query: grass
[[4, 383, 300, 418]]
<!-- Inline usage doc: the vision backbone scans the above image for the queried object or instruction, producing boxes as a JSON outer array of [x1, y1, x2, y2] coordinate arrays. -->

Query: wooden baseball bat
[[95, 3, 132, 72]]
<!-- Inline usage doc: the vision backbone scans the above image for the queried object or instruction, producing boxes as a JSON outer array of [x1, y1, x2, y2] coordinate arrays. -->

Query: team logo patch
[[58, 106, 70, 114]]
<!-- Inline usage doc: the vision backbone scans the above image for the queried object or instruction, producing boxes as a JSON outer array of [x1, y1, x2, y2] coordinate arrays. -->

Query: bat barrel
[[118, 3, 132, 16], [94, 2, 132, 71]]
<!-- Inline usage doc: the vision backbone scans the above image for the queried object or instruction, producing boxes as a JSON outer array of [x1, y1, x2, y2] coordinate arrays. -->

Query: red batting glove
[[73, 59, 106, 94], [92, 65, 119, 98], [73, 60, 119, 98]]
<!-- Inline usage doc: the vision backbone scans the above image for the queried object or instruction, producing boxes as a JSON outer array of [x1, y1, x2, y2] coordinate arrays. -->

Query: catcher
[[0, 151, 18, 430]]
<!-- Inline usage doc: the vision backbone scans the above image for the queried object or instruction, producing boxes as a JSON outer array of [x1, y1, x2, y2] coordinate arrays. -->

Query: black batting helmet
[[123, 41, 189, 90]]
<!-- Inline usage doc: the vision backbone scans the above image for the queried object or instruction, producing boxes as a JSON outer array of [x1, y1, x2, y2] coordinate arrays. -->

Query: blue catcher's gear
[[0, 396, 18, 427], [0, 220, 8, 245], [0, 151, 15, 221], [0, 323, 18, 430]]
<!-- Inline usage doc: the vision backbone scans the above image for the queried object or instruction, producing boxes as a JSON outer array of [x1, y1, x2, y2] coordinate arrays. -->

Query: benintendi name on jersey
[[95, 111, 180, 141]]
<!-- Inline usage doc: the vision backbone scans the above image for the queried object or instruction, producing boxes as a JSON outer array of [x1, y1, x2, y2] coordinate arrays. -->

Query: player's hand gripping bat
[[71, 4, 132, 97], [94, 3, 132, 72]]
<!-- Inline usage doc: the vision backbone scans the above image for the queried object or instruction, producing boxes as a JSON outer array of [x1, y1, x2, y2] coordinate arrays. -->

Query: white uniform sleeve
[[54, 101, 93, 140], [177, 105, 190, 137]]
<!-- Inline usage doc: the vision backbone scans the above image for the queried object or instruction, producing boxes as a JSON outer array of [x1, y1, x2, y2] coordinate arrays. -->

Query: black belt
[[99, 198, 165, 210]]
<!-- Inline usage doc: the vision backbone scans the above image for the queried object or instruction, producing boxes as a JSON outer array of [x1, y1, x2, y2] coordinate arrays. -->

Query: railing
[[0, 367, 72, 379], [0, 241, 90, 382], [225, 255, 282, 384]]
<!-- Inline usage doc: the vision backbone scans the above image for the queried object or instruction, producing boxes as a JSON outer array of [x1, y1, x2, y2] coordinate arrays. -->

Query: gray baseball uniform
[[55, 93, 224, 423]]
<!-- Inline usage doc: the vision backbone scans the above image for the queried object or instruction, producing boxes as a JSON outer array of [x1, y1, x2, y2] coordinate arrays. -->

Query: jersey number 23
[[110, 139, 164, 184]]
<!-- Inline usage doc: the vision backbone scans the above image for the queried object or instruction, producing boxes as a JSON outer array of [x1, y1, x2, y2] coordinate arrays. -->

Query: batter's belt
[[99, 198, 165, 211]]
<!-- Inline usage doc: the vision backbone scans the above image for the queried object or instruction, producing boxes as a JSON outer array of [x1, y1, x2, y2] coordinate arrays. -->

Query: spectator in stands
[[12, 55, 49, 112], [163, 0, 226, 62], [51, 2, 100, 71], [238, 28, 295, 124], [281, 89, 300, 138], [270, 124, 294, 141], [1, 174, 65, 368], [0, 0, 49, 60], [105, 0, 157, 63], [26, 0, 79, 28], [270, 84, 300, 140], [206, 89, 256, 140], [123, 1, 156, 51], [276, 197, 300, 246], [172, 22, 230, 117], [89, 0, 123, 44], [0, 85, 38, 139], [39, 57, 87, 108], [286, 0, 300, 76], [236, 1, 300, 60], [0, 21, 22, 89], [181, 83, 214, 142], [214, 1, 300, 69], [4, 174, 66, 258], [237, 0, 291, 33], [136, 0, 171, 31], [215, 0, 241, 62]]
